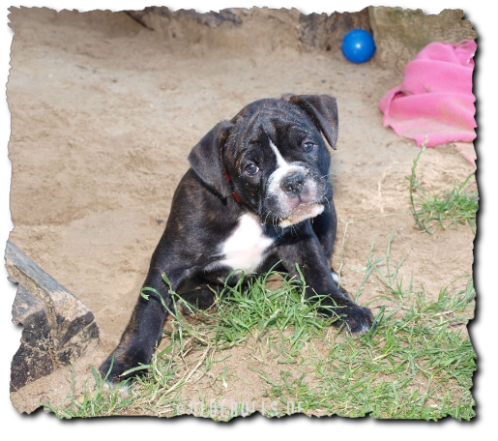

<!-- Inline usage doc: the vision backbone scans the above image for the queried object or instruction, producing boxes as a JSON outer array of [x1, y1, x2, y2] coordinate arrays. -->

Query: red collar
[[224, 173, 242, 203]]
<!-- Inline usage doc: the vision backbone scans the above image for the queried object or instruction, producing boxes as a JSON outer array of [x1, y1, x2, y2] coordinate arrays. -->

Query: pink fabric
[[379, 40, 477, 147]]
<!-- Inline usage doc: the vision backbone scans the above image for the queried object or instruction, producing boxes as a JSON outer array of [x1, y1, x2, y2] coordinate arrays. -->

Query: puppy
[[100, 94, 374, 382]]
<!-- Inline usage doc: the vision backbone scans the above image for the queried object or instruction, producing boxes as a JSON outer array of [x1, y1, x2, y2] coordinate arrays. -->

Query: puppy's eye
[[302, 142, 316, 153], [244, 162, 259, 175]]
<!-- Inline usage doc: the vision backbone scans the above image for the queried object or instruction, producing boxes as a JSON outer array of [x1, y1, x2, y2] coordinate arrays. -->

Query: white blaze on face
[[267, 139, 307, 198], [218, 213, 274, 273], [267, 138, 323, 227], [268, 138, 288, 168]]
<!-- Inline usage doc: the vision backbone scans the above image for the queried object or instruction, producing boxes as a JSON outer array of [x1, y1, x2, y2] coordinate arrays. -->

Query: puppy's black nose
[[282, 172, 305, 195]]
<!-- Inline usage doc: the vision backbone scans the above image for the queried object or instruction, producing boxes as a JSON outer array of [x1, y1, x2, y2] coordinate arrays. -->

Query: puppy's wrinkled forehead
[[229, 100, 317, 161], [237, 100, 314, 136]]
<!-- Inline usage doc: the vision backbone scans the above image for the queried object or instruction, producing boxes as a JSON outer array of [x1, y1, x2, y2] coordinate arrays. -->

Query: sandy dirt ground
[[7, 8, 476, 414]]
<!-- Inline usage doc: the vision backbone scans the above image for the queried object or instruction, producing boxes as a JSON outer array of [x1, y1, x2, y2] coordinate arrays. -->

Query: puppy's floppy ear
[[188, 120, 232, 196], [283, 94, 339, 150]]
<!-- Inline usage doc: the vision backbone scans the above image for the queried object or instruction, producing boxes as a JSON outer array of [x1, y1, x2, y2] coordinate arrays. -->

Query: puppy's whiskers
[[322, 195, 331, 209], [264, 210, 272, 225]]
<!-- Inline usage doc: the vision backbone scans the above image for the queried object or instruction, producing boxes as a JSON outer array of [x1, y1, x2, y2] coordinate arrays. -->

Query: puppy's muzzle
[[264, 168, 327, 227]]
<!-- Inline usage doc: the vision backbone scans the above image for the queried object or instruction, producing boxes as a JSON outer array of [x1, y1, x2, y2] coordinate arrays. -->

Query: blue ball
[[341, 29, 376, 64]]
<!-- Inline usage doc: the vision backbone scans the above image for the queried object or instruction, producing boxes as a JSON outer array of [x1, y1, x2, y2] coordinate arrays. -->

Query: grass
[[27, 85, 476, 419], [407, 144, 478, 234], [261, 281, 476, 419], [258, 235, 476, 420], [44, 235, 476, 421], [43, 151, 478, 420]]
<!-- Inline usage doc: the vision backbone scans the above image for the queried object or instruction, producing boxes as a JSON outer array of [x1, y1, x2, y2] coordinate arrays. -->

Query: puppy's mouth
[[278, 201, 325, 227]]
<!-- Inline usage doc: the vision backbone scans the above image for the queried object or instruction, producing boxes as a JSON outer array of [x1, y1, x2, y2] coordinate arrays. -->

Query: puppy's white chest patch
[[219, 213, 274, 274]]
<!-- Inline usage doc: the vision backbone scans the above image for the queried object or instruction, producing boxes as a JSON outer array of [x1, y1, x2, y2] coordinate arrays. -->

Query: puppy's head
[[188, 94, 338, 227]]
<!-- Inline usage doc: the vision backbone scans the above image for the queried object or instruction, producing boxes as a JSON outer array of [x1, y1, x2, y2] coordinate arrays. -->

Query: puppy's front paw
[[99, 349, 147, 384], [338, 303, 374, 334]]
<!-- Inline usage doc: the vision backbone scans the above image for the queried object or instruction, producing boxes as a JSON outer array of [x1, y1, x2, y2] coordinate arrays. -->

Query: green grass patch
[[258, 235, 476, 420], [407, 144, 478, 234], [44, 238, 476, 420]]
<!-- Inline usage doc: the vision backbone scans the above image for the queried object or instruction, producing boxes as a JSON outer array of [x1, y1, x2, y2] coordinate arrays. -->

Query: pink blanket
[[379, 40, 477, 147]]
